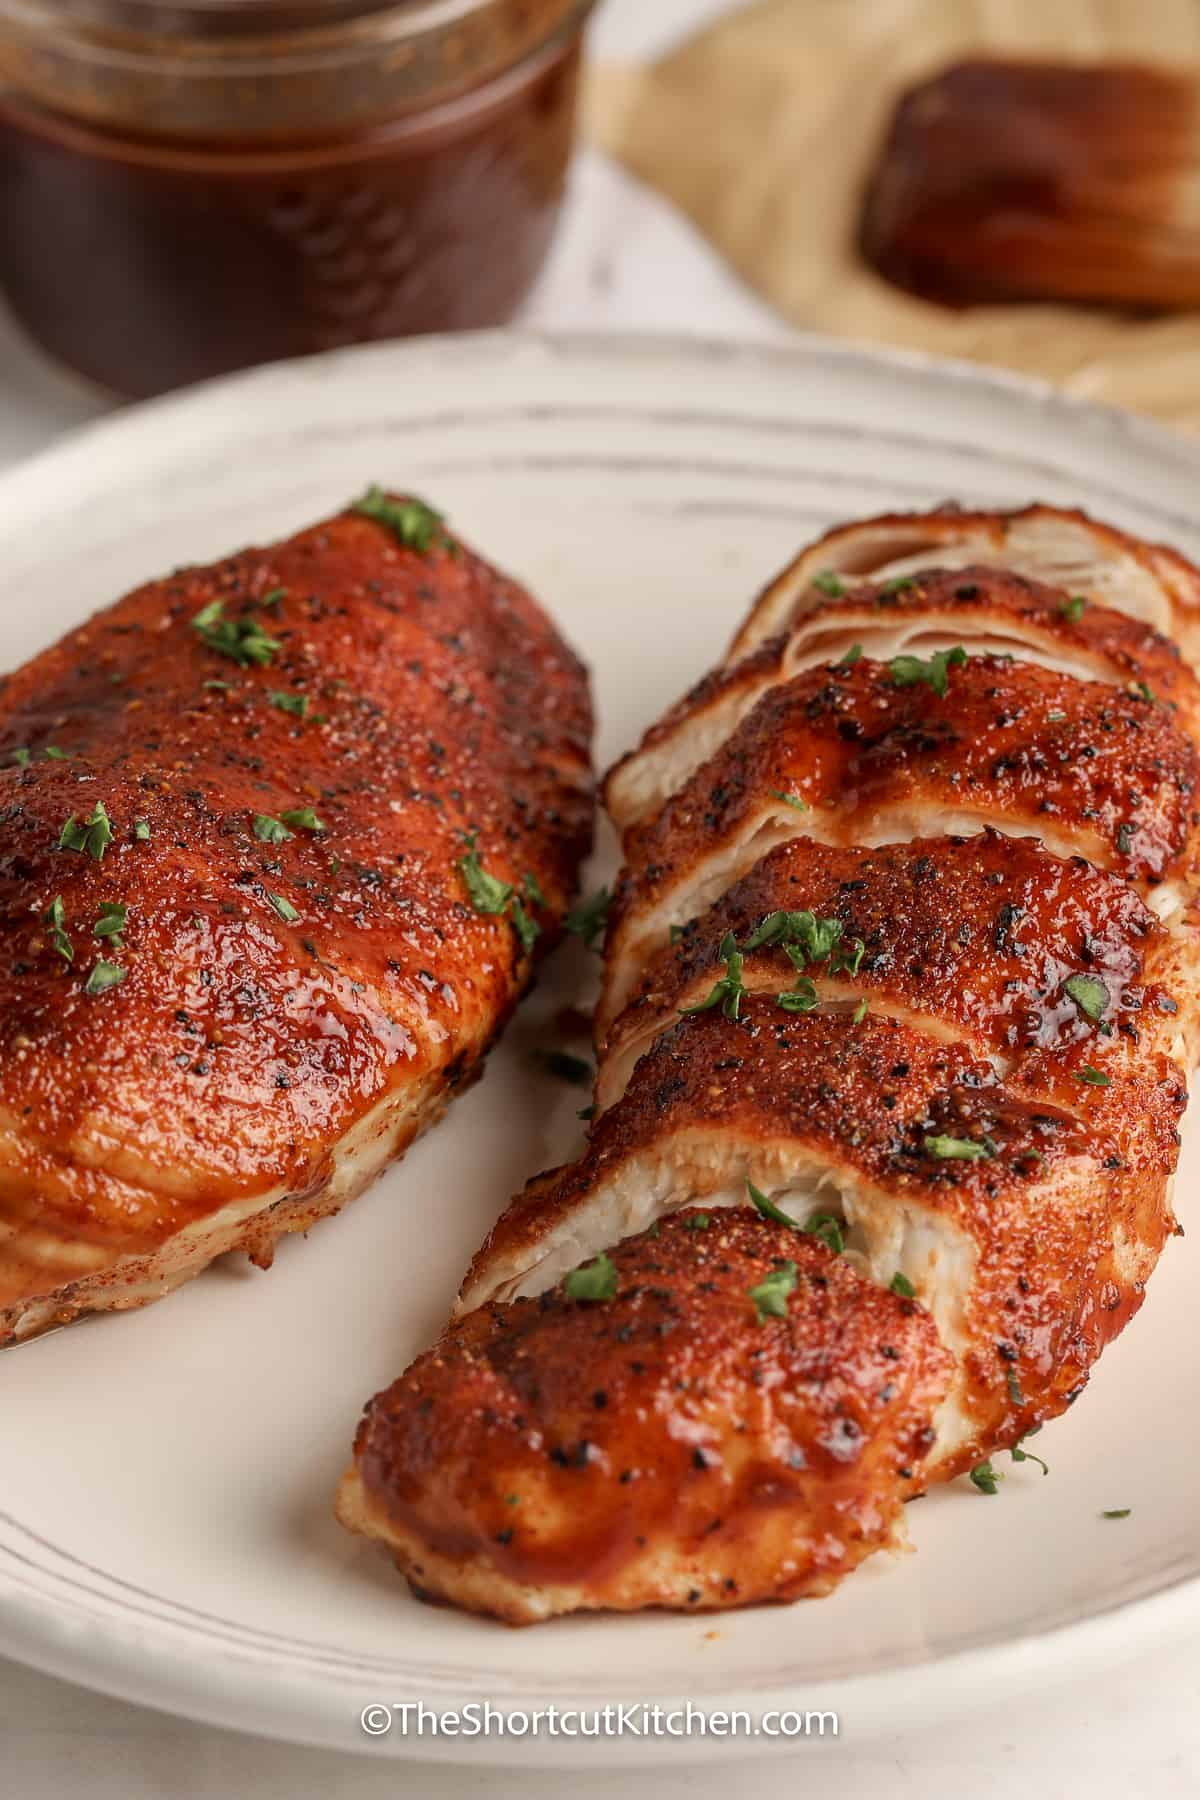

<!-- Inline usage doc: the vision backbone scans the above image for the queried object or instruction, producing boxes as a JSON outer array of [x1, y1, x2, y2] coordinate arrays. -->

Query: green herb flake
[[812, 570, 845, 598], [1116, 822, 1134, 857], [1011, 1435, 1049, 1476], [890, 1271, 916, 1298], [682, 1212, 711, 1231], [888, 645, 968, 697], [564, 887, 611, 951], [802, 1212, 845, 1256], [42, 746, 67, 761], [680, 933, 747, 1022], [352, 486, 447, 555], [1059, 594, 1088, 623], [269, 691, 311, 719], [458, 833, 514, 915], [834, 643, 863, 669], [134, 819, 151, 842], [743, 909, 843, 960], [10, 748, 30, 768], [1005, 1364, 1025, 1407], [1045, 710, 1068, 724], [260, 587, 287, 609], [510, 897, 541, 956], [43, 895, 73, 963], [192, 599, 280, 668], [93, 902, 128, 947], [1101, 1508, 1132, 1520], [564, 1251, 617, 1303], [59, 801, 114, 863], [1064, 973, 1110, 1024], [1130, 680, 1154, 703], [255, 814, 293, 845], [84, 959, 126, 996], [881, 575, 916, 596], [770, 789, 809, 812], [852, 997, 869, 1024], [924, 1133, 995, 1161], [1077, 1064, 1110, 1087], [749, 1259, 798, 1323], [777, 972, 819, 1014], [268, 892, 300, 924], [969, 1460, 1003, 1495], [747, 1180, 797, 1229], [534, 1049, 592, 1087], [204, 680, 232, 693], [280, 806, 325, 833]]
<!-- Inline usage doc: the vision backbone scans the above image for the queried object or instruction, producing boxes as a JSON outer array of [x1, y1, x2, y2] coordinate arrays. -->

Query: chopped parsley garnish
[[269, 691, 311, 719], [204, 679, 232, 693], [1045, 710, 1067, 724], [134, 819, 151, 842], [831, 936, 867, 976], [834, 643, 863, 669], [852, 997, 869, 1024], [93, 902, 128, 948], [84, 959, 126, 996], [969, 1460, 1003, 1495], [747, 1180, 796, 1228], [255, 814, 293, 845], [260, 587, 287, 609], [268, 892, 300, 923], [802, 1212, 845, 1256], [1005, 1365, 1025, 1407], [1059, 594, 1088, 623], [743, 909, 842, 958], [457, 833, 543, 955], [10, 748, 30, 768], [352, 486, 447, 555], [680, 932, 747, 1021], [888, 644, 967, 696], [1130, 681, 1154, 703], [280, 806, 325, 833], [812, 570, 845, 598], [777, 964, 819, 1013], [564, 1251, 617, 1303], [770, 789, 809, 812], [1076, 1065, 1110, 1087], [1101, 1508, 1131, 1519], [510, 898, 540, 955], [564, 887, 611, 951], [522, 871, 546, 908], [1064, 973, 1109, 1024], [682, 1212, 711, 1231], [43, 895, 72, 963], [59, 801, 113, 862], [192, 599, 280, 668], [534, 1049, 592, 1086], [880, 575, 916, 596], [924, 1133, 995, 1161], [43, 746, 67, 760], [890, 1271, 916, 1298], [1011, 1434, 1049, 1476], [750, 1259, 798, 1322]]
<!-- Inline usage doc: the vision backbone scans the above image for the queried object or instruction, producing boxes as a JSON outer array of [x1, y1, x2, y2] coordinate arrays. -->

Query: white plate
[[2, 332, 1200, 1766]]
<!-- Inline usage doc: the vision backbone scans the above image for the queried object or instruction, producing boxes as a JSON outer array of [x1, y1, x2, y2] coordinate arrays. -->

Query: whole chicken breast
[[338, 503, 1200, 1625], [0, 496, 592, 1344]]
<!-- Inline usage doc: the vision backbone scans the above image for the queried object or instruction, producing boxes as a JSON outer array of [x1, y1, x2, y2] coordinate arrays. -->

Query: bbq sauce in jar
[[0, 1, 592, 397]]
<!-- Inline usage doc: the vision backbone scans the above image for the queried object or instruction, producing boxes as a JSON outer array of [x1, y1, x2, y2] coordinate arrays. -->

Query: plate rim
[[3, 326, 1200, 1761]]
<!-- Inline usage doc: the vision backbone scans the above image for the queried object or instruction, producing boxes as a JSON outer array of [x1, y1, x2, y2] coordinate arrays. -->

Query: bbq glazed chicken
[[0, 494, 592, 1344], [338, 503, 1200, 1624]]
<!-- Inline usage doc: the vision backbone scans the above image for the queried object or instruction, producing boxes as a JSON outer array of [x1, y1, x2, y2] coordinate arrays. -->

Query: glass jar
[[0, 0, 593, 397]]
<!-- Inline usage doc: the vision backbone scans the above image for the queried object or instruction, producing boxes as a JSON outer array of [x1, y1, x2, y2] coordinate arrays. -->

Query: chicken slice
[[0, 500, 593, 1343], [606, 566, 1200, 834], [599, 830, 1198, 1109], [600, 655, 1200, 1034], [727, 504, 1200, 665], [335, 1209, 954, 1624], [460, 1005, 1181, 1481]]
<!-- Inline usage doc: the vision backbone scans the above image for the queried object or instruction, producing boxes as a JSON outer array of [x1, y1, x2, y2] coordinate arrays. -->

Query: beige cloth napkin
[[587, 0, 1200, 428]]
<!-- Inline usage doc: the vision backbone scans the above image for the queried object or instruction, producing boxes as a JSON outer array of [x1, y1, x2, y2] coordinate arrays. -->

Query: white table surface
[[2, 1, 1198, 1793]]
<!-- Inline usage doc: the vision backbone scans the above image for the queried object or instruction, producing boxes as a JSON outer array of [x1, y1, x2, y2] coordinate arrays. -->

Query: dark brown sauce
[[0, 33, 581, 397]]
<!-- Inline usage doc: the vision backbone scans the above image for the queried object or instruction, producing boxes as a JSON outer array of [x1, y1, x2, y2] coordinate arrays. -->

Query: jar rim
[[0, 0, 593, 134]]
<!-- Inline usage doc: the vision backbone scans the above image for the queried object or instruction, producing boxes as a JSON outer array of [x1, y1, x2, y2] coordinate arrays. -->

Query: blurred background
[[9, 0, 1200, 460]]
